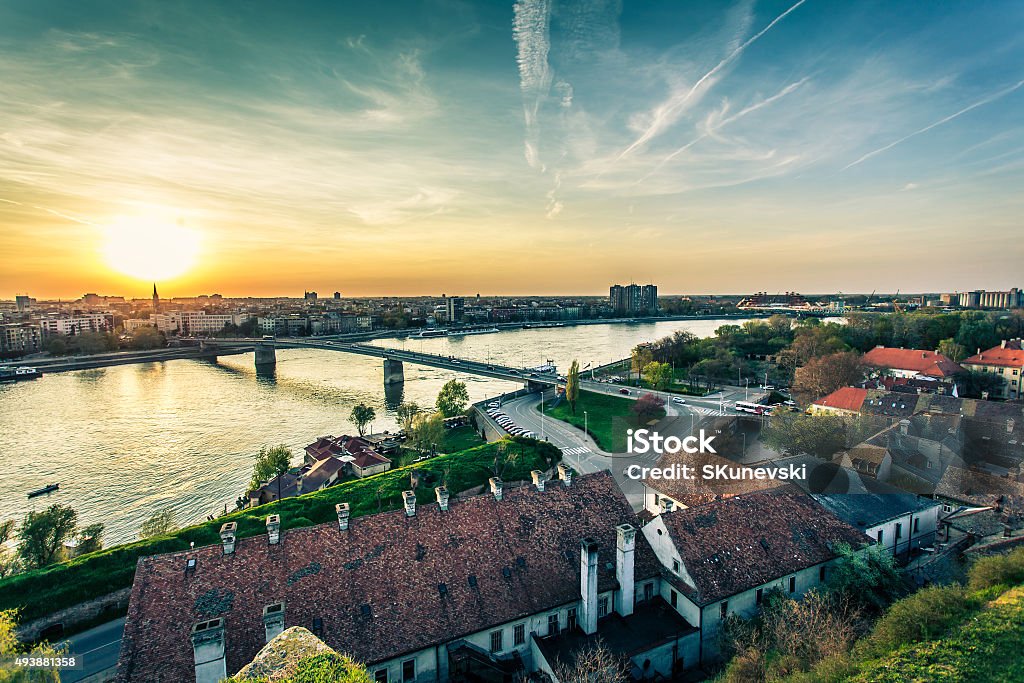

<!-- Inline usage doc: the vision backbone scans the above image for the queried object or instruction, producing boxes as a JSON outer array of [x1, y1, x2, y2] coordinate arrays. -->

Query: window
[[670, 590, 678, 608], [877, 529, 884, 543], [672, 559, 680, 574], [895, 522, 903, 540], [402, 660, 415, 683], [547, 613, 560, 636], [489, 630, 503, 653], [598, 597, 609, 618], [643, 582, 654, 602], [567, 608, 578, 631], [789, 576, 796, 593], [819, 566, 827, 582], [913, 517, 920, 533], [755, 588, 763, 605], [942, 504, 952, 513], [374, 670, 388, 683], [514, 624, 525, 646], [720, 601, 728, 619]]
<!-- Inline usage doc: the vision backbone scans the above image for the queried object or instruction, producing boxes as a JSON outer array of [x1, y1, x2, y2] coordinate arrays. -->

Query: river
[[0, 318, 748, 545]]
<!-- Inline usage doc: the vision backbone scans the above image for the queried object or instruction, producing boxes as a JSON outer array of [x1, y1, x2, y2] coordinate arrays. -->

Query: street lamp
[[584, 410, 588, 438]]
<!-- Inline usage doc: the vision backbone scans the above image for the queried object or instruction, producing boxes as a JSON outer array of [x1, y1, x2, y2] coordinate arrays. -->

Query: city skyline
[[2, 0, 1024, 298]]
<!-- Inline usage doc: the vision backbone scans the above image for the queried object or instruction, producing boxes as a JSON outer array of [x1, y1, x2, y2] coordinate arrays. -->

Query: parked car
[[672, 396, 686, 404], [619, 388, 631, 395]]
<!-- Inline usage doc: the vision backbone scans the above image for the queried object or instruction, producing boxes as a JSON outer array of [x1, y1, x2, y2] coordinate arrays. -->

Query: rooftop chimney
[[489, 477, 504, 501], [660, 498, 675, 513], [557, 463, 574, 487], [266, 515, 281, 545], [403, 490, 417, 517], [1002, 340, 1008, 349], [219, 522, 237, 555], [580, 538, 599, 635], [191, 618, 227, 683], [262, 602, 285, 643], [615, 524, 636, 618], [336, 503, 350, 531], [435, 486, 450, 511], [531, 470, 546, 491]]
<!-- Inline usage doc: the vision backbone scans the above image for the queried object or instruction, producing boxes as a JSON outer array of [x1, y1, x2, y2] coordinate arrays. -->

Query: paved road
[[55, 617, 125, 683]]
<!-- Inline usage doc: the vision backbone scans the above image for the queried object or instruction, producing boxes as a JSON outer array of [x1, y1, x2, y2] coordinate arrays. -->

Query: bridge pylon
[[255, 341, 277, 371], [383, 358, 405, 385]]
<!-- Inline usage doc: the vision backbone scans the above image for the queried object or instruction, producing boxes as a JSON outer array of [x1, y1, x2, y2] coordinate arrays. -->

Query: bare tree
[[552, 641, 630, 683]]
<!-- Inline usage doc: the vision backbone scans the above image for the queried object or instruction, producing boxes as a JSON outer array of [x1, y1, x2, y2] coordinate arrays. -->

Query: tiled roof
[[116, 472, 661, 682], [863, 347, 963, 378], [812, 387, 868, 412], [963, 340, 1024, 368], [645, 450, 788, 507], [659, 490, 870, 605], [299, 457, 344, 492], [811, 492, 940, 529]]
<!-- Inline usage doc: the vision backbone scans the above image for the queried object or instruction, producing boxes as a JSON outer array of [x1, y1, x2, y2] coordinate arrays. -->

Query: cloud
[[842, 78, 1024, 170], [513, 0, 554, 170]]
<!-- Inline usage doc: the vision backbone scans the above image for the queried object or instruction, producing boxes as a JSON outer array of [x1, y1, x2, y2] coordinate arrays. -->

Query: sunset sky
[[1, 0, 1023, 299]]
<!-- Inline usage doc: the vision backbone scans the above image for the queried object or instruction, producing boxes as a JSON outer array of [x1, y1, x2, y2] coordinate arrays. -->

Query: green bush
[[967, 546, 1024, 592], [856, 585, 977, 658], [0, 438, 560, 623]]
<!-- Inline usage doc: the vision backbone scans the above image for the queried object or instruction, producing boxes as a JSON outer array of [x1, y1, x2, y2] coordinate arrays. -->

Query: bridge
[[205, 338, 561, 389]]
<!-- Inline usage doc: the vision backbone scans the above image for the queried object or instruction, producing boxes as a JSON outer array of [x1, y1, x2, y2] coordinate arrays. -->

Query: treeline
[[45, 325, 166, 356]]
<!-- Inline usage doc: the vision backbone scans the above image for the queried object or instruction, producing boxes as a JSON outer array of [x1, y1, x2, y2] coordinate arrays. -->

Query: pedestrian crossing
[[561, 445, 592, 457], [690, 406, 731, 416]]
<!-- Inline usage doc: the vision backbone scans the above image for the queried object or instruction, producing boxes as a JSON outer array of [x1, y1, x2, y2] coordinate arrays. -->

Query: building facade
[[961, 339, 1024, 400]]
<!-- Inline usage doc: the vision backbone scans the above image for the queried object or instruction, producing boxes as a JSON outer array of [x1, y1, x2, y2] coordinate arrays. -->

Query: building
[[303, 435, 391, 479], [961, 339, 1024, 399], [116, 471, 695, 683], [152, 284, 160, 313], [862, 346, 962, 381], [15, 295, 32, 313], [808, 387, 869, 416], [609, 284, 657, 315], [737, 292, 809, 310], [641, 489, 870, 662], [445, 296, 464, 323], [833, 445, 893, 481], [0, 322, 42, 355], [957, 288, 1023, 309], [39, 312, 114, 336], [811, 492, 941, 559], [153, 311, 247, 336]]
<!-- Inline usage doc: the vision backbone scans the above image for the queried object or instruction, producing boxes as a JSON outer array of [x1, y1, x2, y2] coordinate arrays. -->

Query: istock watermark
[[627, 428, 717, 454]]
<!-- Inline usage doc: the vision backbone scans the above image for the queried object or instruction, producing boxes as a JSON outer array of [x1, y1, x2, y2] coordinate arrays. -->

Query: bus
[[735, 401, 772, 415]]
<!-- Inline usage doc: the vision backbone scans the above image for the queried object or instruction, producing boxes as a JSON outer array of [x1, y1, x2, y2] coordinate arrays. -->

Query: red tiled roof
[[660, 490, 870, 605], [963, 340, 1024, 368], [116, 472, 661, 682], [862, 347, 962, 378], [812, 387, 868, 412]]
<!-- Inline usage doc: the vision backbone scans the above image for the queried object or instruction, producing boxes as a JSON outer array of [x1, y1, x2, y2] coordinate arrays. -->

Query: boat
[[27, 483, 59, 498], [413, 329, 449, 338], [0, 366, 42, 382], [446, 327, 499, 337]]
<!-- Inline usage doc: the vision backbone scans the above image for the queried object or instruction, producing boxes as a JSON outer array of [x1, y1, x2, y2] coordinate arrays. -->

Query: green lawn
[[0, 438, 559, 624], [542, 389, 663, 452], [441, 424, 486, 452]]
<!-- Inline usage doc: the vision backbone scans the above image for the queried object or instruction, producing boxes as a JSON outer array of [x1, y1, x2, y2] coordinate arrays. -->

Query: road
[[55, 617, 125, 683]]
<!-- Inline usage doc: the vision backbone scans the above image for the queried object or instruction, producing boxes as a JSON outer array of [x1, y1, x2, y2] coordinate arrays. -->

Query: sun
[[102, 216, 202, 281]]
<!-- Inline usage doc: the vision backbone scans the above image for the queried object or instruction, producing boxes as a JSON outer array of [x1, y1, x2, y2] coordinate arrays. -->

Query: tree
[[436, 379, 469, 418], [409, 412, 445, 453], [825, 542, 903, 612], [763, 412, 848, 459], [395, 402, 421, 434], [631, 345, 654, 379], [642, 360, 672, 390], [632, 393, 665, 423], [792, 351, 864, 405], [957, 369, 1004, 399], [0, 609, 63, 682], [248, 445, 293, 493], [127, 325, 166, 350], [139, 509, 178, 539], [0, 520, 18, 579], [552, 642, 630, 683], [17, 504, 77, 569], [937, 338, 967, 363], [349, 403, 376, 436], [75, 522, 104, 555], [565, 359, 580, 414]]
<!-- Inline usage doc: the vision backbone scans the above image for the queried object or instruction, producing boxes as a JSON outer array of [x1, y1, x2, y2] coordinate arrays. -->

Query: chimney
[[615, 524, 636, 618], [266, 515, 281, 545], [191, 618, 227, 683], [660, 498, 675, 513], [580, 538, 599, 635], [489, 477, 504, 501], [403, 490, 417, 517], [262, 602, 285, 643], [435, 485, 450, 511], [219, 522, 237, 555], [531, 470, 546, 491], [336, 503, 350, 531], [1002, 340, 1008, 349], [557, 463, 574, 486], [900, 419, 911, 436]]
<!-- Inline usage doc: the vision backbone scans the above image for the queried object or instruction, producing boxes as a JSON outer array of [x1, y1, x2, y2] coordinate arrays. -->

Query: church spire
[[152, 283, 160, 312]]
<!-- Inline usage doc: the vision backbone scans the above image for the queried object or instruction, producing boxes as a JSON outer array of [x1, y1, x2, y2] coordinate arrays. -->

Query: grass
[[389, 425, 485, 468], [542, 389, 662, 452], [0, 438, 559, 624]]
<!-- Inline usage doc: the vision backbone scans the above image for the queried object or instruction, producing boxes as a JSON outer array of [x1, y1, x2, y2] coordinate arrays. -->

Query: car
[[523, 431, 536, 438], [487, 366, 495, 370], [760, 385, 775, 390], [619, 388, 631, 395], [508, 370, 519, 375], [672, 396, 686, 404], [783, 400, 797, 406], [451, 359, 460, 364]]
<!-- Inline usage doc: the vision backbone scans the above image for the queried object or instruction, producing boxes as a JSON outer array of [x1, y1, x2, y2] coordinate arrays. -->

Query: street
[[55, 617, 125, 683]]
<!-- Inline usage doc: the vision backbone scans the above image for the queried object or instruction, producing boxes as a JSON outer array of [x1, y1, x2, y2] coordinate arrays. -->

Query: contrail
[[842, 79, 1024, 170], [618, 0, 808, 159]]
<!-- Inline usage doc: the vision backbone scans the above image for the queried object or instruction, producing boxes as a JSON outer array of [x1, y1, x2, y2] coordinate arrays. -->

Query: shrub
[[857, 585, 977, 658], [967, 546, 1024, 592]]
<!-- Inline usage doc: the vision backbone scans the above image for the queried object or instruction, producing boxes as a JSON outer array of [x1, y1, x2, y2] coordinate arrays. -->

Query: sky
[[1, 0, 1023, 298]]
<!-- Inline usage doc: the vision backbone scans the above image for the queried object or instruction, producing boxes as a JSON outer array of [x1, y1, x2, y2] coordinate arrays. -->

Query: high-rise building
[[609, 283, 657, 314], [957, 288, 1022, 309], [641, 284, 659, 312], [446, 296, 464, 323], [15, 295, 31, 313]]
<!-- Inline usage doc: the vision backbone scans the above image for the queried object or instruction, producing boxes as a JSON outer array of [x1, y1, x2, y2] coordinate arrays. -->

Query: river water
[[0, 318, 747, 545]]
